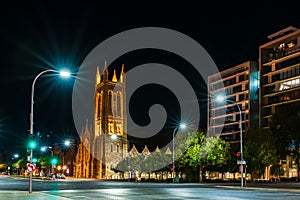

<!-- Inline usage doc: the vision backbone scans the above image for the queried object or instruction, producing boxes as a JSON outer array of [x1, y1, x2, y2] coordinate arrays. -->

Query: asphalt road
[[1, 175, 300, 199]]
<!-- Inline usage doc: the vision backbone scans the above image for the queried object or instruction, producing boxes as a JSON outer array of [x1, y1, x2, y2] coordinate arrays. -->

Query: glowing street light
[[172, 122, 187, 183], [28, 69, 71, 193], [62, 139, 73, 175], [216, 94, 245, 187], [64, 140, 71, 146], [59, 70, 71, 77]]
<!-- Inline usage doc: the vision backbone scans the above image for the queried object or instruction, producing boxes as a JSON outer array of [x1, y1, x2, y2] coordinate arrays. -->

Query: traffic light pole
[[29, 149, 33, 193], [172, 127, 178, 184], [237, 105, 244, 188]]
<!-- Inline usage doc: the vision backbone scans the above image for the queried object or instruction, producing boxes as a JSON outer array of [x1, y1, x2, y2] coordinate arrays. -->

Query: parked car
[[56, 173, 66, 179], [46, 173, 54, 178]]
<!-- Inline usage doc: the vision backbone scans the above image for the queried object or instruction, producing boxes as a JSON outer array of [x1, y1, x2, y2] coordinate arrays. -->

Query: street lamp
[[28, 69, 71, 193], [12, 154, 19, 175], [64, 140, 71, 147], [30, 69, 70, 135], [41, 146, 54, 173], [216, 95, 245, 187], [172, 123, 187, 183], [62, 139, 72, 175]]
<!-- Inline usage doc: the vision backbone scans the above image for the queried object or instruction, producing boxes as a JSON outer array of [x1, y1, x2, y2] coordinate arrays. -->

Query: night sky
[[1, 1, 300, 156]]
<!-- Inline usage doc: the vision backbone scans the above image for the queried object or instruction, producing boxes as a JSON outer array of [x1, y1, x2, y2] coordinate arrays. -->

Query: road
[[1, 175, 300, 199]]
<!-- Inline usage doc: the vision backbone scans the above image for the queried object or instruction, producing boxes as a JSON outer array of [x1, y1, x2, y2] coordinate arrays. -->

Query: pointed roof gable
[[165, 147, 172, 155], [155, 146, 160, 152], [129, 144, 139, 155], [142, 145, 150, 155]]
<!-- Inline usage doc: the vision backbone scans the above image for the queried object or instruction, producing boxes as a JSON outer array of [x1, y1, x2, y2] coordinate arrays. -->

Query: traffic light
[[51, 158, 58, 165], [32, 158, 38, 163], [28, 140, 37, 150], [169, 161, 174, 172], [236, 152, 242, 161]]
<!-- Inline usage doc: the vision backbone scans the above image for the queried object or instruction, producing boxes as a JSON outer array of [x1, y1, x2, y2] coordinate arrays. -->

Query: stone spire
[[120, 64, 125, 83], [103, 60, 109, 82], [112, 69, 118, 82], [96, 66, 101, 84]]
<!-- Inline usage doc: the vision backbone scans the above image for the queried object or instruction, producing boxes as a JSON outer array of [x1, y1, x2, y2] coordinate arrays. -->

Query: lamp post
[[216, 95, 245, 187], [172, 123, 187, 183], [63, 140, 71, 175], [28, 69, 70, 193], [41, 146, 54, 173], [12, 154, 19, 175]]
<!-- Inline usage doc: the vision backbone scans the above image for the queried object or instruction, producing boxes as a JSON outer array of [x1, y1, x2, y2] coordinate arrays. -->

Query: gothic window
[[99, 94, 102, 117], [108, 90, 113, 115], [110, 143, 113, 152], [117, 93, 121, 116], [108, 121, 114, 133], [116, 143, 120, 153]]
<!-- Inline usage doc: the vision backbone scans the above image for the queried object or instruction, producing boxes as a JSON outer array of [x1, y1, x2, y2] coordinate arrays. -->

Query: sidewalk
[[0, 190, 69, 200]]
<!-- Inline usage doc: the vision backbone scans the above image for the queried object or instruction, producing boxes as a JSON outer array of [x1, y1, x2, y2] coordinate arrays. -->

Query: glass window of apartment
[[279, 78, 300, 91], [233, 85, 242, 93], [245, 94, 249, 100], [224, 78, 236, 87], [239, 74, 245, 82], [245, 83, 249, 90], [226, 87, 233, 95], [239, 94, 245, 101]]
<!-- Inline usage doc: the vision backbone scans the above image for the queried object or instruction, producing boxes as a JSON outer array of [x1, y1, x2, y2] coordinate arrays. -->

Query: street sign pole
[[29, 150, 33, 193], [27, 162, 36, 193]]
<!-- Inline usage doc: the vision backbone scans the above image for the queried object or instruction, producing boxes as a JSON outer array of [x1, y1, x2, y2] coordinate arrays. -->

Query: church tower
[[74, 61, 175, 179], [93, 61, 128, 179]]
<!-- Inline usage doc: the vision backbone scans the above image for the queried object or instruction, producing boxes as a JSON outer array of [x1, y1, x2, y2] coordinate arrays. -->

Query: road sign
[[26, 163, 36, 172], [237, 160, 246, 165]]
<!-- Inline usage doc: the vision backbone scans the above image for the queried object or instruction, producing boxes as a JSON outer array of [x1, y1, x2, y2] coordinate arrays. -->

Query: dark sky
[[1, 1, 300, 155]]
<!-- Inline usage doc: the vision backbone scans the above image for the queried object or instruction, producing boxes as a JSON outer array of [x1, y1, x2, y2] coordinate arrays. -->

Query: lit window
[[279, 78, 300, 91]]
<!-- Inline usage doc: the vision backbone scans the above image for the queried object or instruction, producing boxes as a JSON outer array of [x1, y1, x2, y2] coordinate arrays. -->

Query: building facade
[[259, 26, 300, 179], [207, 61, 259, 143], [73, 61, 128, 179], [259, 26, 300, 129], [73, 62, 174, 179]]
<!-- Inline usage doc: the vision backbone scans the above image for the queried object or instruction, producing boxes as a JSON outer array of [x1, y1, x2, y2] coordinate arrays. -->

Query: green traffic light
[[51, 158, 58, 165], [32, 158, 38, 163], [28, 141, 37, 149]]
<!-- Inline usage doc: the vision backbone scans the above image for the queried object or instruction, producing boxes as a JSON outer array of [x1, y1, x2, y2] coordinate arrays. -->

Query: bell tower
[[94, 61, 127, 179]]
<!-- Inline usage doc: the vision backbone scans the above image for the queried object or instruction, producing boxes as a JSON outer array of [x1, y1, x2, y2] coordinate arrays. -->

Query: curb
[[215, 185, 300, 193]]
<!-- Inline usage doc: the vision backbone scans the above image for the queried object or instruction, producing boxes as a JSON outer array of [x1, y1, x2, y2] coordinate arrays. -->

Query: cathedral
[[73, 61, 172, 179]]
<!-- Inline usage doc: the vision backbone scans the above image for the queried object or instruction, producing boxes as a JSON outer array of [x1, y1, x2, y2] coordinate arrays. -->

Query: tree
[[178, 131, 230, 182], [0, 163, 7, 171], [244, 126, 279, 180]]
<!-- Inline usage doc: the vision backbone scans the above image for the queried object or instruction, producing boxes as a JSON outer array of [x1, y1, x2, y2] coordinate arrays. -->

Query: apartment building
[[259, 26, 300, 129], [207, 61, 259, 142]]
